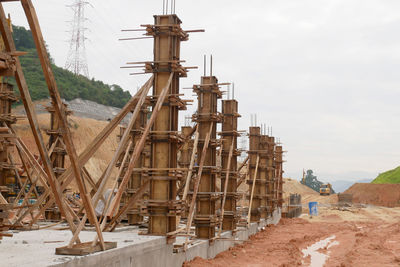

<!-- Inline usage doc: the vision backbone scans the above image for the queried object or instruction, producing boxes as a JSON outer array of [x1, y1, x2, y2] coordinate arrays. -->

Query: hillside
[[344, 183, 400, 207], [11, 25, 131, 108], [13, 113, 119, 190], [372, 166, 400, 184]]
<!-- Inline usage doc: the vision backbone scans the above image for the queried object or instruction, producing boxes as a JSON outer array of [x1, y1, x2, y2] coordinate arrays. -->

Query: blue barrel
[[308, 202, 318, 216]]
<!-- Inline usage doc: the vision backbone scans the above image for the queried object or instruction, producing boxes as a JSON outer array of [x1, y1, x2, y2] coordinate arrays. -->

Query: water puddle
[[302, 235, 339, 267]]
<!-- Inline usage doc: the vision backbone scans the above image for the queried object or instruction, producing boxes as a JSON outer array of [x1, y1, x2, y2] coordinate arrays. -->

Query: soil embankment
[[344, 183, 400, 207]]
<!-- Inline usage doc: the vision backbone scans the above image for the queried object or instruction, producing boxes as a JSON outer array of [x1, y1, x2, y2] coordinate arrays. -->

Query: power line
[[65, 0, 90, 77]]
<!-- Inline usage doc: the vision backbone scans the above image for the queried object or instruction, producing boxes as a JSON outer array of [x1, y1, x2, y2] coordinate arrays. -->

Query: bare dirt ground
[[185, 178, 400, 266], [185, 210, 400, 267]]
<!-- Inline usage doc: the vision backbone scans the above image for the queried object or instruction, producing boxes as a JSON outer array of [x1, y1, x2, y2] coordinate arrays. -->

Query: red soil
[[344, 183, 400, 207], [184, 218, 400, 267]]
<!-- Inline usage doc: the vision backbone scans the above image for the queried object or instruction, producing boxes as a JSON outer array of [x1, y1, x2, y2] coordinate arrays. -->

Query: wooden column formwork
[[46, 102, 71, 173], [44, 102, 71, 221], [0, 81, 17, 199], [275, 145, 284, 209], [117, 107, 150, 225], [220, 100, 240, 230], [146, 14, 188, 236], [192, 76, 222, 239], [267, 136, 276, 216], [247, 127, 261, 222], [258, 135, 269, 219]]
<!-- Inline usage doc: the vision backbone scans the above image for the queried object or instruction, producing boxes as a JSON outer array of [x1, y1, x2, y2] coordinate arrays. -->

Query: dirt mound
[[284, 178, 338, 205], [344, 183, 400, 207], [283, 178, 318, 196]]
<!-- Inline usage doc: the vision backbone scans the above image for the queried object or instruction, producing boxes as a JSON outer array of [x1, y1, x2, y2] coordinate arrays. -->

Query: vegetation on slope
[[10, 25, 132, 108], [372, 166, 400, 184]]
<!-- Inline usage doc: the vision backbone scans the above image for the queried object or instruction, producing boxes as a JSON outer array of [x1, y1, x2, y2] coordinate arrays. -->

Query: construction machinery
[[319, 184, 332, 196]]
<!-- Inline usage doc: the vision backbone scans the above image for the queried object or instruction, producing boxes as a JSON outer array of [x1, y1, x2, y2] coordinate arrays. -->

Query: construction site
[[0, 1, 400, 267]]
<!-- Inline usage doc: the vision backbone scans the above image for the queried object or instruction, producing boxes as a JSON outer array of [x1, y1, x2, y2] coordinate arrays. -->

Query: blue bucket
[[308, 202, 318, 216]]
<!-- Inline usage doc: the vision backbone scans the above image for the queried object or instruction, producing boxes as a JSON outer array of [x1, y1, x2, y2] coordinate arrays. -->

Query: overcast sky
[[3, 0, 400, 183]]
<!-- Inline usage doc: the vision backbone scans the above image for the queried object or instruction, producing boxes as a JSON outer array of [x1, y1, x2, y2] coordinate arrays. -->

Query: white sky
[[3, 0, 400, 182]]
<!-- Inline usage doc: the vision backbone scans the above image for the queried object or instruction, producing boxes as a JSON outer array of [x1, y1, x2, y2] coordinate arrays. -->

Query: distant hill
[[10, 25, 132, 108], [372, 166, 400, 184]]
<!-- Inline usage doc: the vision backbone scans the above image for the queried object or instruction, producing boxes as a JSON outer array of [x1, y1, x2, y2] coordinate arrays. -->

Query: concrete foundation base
[[1, 209, 281, 267]]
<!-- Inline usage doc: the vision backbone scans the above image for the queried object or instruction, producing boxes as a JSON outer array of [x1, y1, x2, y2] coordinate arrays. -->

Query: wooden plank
[[238, 156, 249, 172], [0, 193, 7, 204], [218, 139, 234, 237], [56, 241, 117, 256], [181, 131, 199, 201], [82, 167, 97, 191]]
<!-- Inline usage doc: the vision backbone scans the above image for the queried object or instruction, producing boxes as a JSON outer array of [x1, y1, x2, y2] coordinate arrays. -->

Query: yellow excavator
[[319, 184, 332, 196]]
